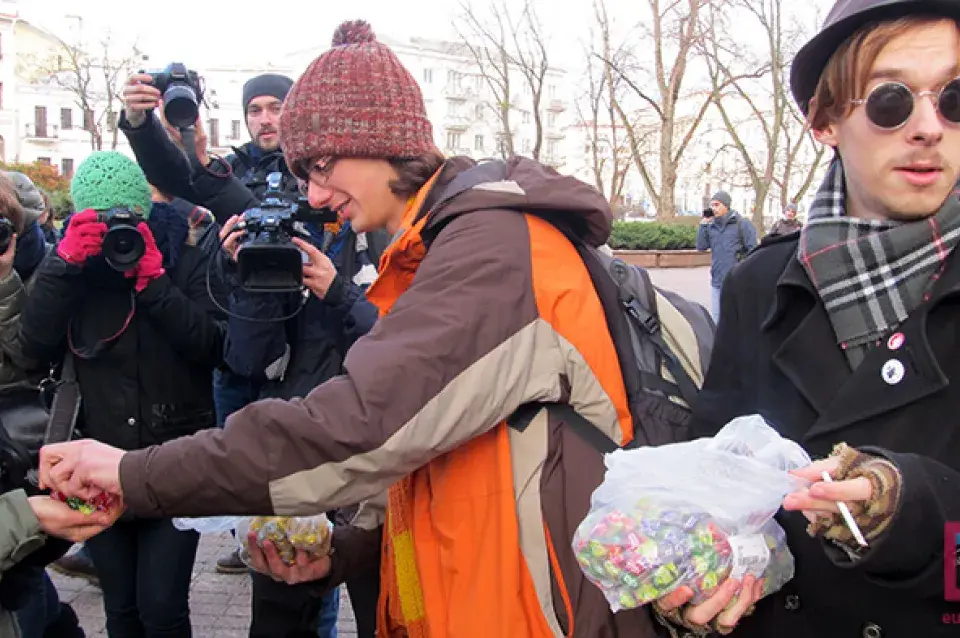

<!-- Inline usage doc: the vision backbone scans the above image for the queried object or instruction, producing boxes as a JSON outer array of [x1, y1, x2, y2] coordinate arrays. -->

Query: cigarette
[[821, 471, 868, 548]]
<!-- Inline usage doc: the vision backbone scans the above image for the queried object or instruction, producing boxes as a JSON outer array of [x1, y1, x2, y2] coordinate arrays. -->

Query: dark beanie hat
[[279, 20, 435, 179], [242, 73, 294, 114], [711, 190, 732, 208]]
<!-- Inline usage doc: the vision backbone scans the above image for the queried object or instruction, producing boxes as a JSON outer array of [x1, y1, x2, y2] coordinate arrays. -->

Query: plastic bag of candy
[[236, 514, 333, 566], [573, 415, 811, 612]]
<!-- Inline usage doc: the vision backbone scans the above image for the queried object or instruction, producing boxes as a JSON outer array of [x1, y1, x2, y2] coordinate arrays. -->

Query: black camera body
[[236, 172, 339, 293], [0, 218, 14, 254], [98, 208, 146, 272], [146, 63, 204, 129]]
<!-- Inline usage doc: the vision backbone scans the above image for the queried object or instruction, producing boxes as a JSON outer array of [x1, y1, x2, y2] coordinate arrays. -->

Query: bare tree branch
[[27, 29, 142, 152]]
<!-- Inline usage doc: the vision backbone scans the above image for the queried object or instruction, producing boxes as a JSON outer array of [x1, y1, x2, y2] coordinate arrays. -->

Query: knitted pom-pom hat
[[71, 151, 153, 217], [279, 19, 435, 179]]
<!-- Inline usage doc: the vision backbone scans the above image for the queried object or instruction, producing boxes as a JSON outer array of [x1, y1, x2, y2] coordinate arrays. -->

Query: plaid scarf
[[799, 158, 960, 368]]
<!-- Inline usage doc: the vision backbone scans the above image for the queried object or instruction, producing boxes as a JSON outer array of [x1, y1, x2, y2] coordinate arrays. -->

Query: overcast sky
[[16, 0, 833, 87]]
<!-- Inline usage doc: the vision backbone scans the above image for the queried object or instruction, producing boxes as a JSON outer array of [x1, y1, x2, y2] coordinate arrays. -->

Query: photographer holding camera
[[212, 174, 383, 638], [119, 69, 297, 221], [18, 152, 225, 638]]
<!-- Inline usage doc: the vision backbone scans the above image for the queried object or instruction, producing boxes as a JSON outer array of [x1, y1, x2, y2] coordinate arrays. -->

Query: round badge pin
[[881, 359, 905, 385], [887, 332, 905, 351]]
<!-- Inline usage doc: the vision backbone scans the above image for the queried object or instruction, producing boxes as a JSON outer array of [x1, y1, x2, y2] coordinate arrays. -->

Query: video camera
[[236, 172, 339, 293], [98, 208, 147, 272], [145, 63, 204, 129]]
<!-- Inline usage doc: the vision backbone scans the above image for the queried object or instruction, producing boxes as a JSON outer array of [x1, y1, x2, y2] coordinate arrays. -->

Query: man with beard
[[226, 74, 297, 200]]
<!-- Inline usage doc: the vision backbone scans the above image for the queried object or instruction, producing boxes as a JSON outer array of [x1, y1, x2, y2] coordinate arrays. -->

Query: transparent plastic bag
[[236, 514, 333, 567], [172, 516, 244, 534], [573, 415, 809, 612]]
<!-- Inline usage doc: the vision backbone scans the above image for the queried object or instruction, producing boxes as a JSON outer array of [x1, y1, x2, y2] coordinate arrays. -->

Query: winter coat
[[18, 212, 226, 451], [0, 490, 42, 637], [221, 225, 385, 401], [696, 212, 758, 288], [116, 156, 675, 637], [691, 232, 960, 638]]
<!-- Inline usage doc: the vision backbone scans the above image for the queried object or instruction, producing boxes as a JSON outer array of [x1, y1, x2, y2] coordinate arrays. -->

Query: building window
[[522, 138, 531, 153], [547, 111, 557, 127], [83, 109, 94, 131], [474, 75, 483, 92], [445, 131, 462, 150], [423, 68, 433, 83], [35, 106, 48, 138], [37, 157, 51, 165], [62, 158, 74, 177], [61, 108, 72, 130], [446, 101, 459, 117], [474, 134, 484, 151], [209, 118, 220, 147], [231, 120, 241, 139], [522, 110, 531, 124], [549, 85, 557, 98], [474, 104, 484, 119]]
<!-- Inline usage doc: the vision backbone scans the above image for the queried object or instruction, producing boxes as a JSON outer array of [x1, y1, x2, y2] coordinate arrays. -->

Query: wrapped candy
[[573, 415, 810, 612], [573, 503, 794, 608], [237, 514, 333, 567], [50, 491, 117, 515]]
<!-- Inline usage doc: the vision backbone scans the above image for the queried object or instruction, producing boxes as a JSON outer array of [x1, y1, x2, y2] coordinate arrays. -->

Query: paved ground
[[50, 533, 358, 638], [47, 267, 710, 638]]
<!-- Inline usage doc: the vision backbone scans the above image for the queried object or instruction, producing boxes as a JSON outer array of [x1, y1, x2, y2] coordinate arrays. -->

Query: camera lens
[[162, 84, 199, 129], [0, 219, 14, 254], [102, 225, 145, 272]]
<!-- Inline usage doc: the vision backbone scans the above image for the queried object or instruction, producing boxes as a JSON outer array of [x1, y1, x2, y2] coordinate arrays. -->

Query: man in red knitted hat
[[38, 19, 762, 637]]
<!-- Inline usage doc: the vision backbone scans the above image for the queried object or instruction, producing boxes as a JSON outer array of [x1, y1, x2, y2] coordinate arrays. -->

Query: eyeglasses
[[298, 158, 336, 196], [851, 78, 960, 130]]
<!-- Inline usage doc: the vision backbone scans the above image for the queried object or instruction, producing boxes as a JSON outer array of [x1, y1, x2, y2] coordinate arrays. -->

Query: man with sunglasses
[[666, 0, 960, 636]]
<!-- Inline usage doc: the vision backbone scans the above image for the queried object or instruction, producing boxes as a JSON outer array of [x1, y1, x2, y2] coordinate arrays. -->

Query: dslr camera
[[236, 172, 339, 293], [146, 63, 204, 129], [98, 208, 146, 272], [0, 218, 14, 254]]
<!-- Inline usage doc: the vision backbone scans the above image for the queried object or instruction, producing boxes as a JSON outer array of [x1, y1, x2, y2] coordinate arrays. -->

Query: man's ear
[[808, 97, 840, 148]]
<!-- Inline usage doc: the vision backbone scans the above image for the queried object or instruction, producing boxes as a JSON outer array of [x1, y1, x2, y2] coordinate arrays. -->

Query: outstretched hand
[[39, 440, 126, 503]]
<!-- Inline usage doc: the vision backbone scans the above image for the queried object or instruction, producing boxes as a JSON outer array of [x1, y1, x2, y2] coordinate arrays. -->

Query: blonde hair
[[808, 16, 960, 130]]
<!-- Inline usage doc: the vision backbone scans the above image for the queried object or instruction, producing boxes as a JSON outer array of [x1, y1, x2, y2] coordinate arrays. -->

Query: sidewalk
[[49, 532, 358, 637], [48, 267, 710, 637]]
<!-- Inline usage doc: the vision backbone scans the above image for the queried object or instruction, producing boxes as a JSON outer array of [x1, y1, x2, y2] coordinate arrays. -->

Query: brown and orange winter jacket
[[119, 156, 664, 637]]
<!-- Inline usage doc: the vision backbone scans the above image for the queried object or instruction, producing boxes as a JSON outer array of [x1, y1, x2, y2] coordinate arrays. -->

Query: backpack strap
[[619, 269, 701, 409], [507, 402, 640, 455]]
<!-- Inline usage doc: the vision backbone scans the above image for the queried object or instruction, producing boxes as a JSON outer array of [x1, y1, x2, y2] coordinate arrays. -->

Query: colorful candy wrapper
[[573, 503, 794, 610], [572, 415, 810, 612], [237, 514, 333, 567], [50, 491, 117, 515]]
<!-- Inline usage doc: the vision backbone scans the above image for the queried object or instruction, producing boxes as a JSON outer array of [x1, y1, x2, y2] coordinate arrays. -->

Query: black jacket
[[221, 228, 385, 402], [18, 229, 226, 451], [692, 233, 960, 638], [119, 111, 296, 223]]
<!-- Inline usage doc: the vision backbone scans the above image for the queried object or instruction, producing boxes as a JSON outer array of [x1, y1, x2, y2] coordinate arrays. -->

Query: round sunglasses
[[851, 78, 960, 130]]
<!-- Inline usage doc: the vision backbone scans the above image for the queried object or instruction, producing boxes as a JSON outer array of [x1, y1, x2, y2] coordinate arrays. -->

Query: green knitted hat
[[70, 151, 152, 218]]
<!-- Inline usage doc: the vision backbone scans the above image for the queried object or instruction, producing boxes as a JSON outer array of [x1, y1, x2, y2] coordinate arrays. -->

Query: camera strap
[[67, 291, 137, 360], [44, 353, 80, 446], [24, 353, 81, 487]]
